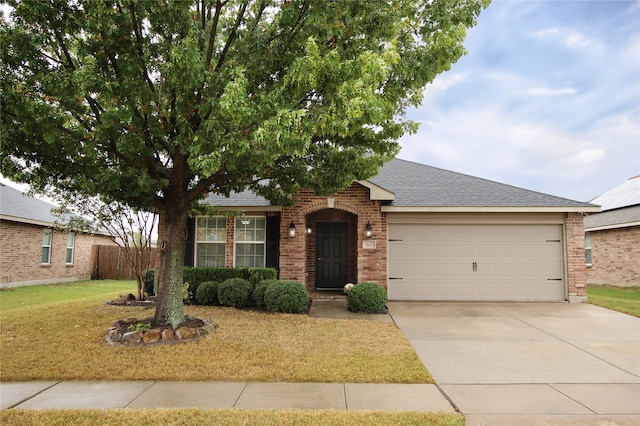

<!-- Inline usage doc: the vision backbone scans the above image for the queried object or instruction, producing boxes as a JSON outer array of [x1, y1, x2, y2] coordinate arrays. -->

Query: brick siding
[[565, 212, 587, 299], [587, 226, 640, 286], [278, 183, 386, 290], [0, 220, 114, 286]]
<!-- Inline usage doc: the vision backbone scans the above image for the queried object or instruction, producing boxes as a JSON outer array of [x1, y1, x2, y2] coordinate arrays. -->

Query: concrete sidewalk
[[0, 381, 454, 412]]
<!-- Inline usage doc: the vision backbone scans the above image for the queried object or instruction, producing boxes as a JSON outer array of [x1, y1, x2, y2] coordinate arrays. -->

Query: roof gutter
[[381, 206, 602, 213], [585, 221, 640, 232]]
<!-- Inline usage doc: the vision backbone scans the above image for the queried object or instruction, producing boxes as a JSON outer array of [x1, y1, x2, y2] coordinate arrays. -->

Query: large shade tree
[[1, 0, 489, 328]]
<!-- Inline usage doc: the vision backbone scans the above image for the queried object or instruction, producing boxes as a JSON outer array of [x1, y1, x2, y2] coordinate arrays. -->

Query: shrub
[[254, 279, 278, 309], [247, 268, 278, 285], [347, 282, 387, 313], [182, 281, 192, 303], [264, 281, 310, 314], [183, 267, 277, 296], [195, 281, 219, 306], [142, 269, 156, 296], [218, 278, 253, 308]]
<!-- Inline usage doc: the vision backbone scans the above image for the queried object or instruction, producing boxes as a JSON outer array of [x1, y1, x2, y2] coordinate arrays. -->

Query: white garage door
[[388, 224, 565, 301]]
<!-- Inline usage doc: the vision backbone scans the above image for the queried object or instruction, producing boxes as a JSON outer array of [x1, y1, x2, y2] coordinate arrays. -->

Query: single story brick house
[[164, 158, 599, 302], [0, 183, 115, 288], [584, 175, 640, 286]]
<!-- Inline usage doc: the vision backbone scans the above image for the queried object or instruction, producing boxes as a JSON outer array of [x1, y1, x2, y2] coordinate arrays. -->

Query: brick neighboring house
[[584, 175, 640, 286], [0, 183, 115, 288], [159, 158, 599, 302]]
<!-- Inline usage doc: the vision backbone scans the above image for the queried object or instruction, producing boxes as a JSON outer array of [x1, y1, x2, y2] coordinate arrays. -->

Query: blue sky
[[398, 0, 640, 202]]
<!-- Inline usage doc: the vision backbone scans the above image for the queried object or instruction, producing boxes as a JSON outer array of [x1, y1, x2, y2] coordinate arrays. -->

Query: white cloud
[[423, 72, 468, 101], [525, 87, 578, 96], [399, 0, 639, 202], [532, 27, 597, 49]]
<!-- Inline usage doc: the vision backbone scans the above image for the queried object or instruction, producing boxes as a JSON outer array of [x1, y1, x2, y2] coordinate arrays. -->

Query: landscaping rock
[[121, 330, 143, 345], [175, 326, 197, 340], [105, 316, 215, 347], [105, 327, 122, 343], [142, 328, 162, 344], [161, 328, 174, 341]]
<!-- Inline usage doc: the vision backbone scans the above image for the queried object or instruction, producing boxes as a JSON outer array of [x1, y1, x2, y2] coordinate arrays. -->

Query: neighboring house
[[158, 158, 599, 302], [0, 183, 114, 288], [584, 175, 640, 286]]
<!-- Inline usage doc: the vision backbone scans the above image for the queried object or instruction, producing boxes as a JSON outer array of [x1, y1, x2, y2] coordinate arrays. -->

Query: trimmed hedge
[[264, 281, 310, 314], [347, 282, 387, 313], [195, 281, 220, 306], [218, 278, 253, 308], [254, 279, 278, 309], [183, 267, 277, 297]]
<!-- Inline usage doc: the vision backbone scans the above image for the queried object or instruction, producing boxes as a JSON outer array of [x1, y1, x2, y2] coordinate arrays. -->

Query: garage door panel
[[388, 224, 565, 301]]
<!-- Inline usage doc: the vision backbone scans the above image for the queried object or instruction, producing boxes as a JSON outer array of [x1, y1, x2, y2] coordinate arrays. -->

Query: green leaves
[[1, 0, 490, 209]]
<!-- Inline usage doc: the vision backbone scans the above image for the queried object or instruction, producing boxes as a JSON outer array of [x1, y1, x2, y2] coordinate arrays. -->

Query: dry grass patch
[[0, 409, 463, 426], [0, 300, 431, 383]]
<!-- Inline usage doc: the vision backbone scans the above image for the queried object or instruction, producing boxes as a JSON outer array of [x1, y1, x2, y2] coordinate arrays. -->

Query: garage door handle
[[547, 278, 562, 281], [389, 277, 403, 280], [472, 262, 477, 272]]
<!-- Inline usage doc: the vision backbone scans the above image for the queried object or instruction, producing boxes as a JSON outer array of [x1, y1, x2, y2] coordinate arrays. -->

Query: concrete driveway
[[388, 302, 640, 425]]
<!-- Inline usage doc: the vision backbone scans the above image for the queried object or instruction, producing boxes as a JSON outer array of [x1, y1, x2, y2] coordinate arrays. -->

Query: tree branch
[[205, 0, 225, 69], [128, 1, 156, 93], [214, 1, 248, 72]]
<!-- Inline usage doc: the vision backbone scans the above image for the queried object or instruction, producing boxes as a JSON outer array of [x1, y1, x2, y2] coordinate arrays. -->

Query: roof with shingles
[[0, 183, 60, 225], [584, 204, 640, 230], [369, 158, 596, 209], [202, 158, 597, 210]]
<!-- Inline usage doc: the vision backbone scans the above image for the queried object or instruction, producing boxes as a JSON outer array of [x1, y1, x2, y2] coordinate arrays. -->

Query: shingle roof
[[371, 159, 595, 209], [0, 184, 112, 236], [202, 189, 274, 208], [584, 204, 640, 230], [0, 183, 59, 225], [200, 158, 598, 211]]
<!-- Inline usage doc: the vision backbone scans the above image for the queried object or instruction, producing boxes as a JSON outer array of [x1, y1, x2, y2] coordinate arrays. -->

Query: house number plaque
[[362, 240, 377, 249]]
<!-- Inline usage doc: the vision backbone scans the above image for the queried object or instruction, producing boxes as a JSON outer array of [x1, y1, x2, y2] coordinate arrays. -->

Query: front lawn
[[0, 408, 464, 426], [587, 284, 640, 317], [0, 281, 431, 384]]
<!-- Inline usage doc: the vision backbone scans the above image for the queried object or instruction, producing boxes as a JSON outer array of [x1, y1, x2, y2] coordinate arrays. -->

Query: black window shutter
[[184, 218, 195, 267], [265, 216, 280, 269]]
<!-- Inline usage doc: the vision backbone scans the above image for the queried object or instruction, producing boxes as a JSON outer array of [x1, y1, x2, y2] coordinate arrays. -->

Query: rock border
[[105, 315, 217, 346]]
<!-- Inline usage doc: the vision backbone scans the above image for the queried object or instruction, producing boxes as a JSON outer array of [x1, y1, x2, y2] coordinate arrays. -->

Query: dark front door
[[316, 222, 348, 290]]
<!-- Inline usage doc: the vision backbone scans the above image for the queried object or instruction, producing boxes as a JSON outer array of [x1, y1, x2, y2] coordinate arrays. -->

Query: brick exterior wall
[[587, 226, 640, 286], [0, 220, 114, 287], [278, 183, 387, 290], [565, 212, 588, 301]]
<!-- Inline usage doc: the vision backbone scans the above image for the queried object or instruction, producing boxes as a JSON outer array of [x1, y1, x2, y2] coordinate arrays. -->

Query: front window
[[585, 233, 592, 266], [235, 216, 265, 268], [41, 230, 52, 264], [195, 216, 227, 267], [66, 232, 75, 264]]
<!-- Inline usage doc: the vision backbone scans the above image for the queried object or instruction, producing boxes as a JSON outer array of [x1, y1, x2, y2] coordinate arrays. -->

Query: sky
[[398, 0, 640, 202], [2, 0, 639, 204]]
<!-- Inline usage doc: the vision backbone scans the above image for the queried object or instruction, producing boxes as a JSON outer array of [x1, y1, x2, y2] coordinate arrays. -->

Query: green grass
[[587, 284, 640, 317], [0, 280, 136, 311], [0, 409, 464, 426], [0, 280, 431, 384]]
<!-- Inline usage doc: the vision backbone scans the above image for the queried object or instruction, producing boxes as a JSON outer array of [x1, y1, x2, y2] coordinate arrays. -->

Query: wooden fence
[[92, 245, 158, 280]]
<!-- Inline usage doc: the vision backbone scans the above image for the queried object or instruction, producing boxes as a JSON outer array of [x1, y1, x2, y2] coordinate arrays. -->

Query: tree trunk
[[153, 198, 189, 328]]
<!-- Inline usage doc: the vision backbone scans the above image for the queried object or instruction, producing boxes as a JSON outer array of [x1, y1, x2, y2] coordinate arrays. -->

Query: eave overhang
[[356, 180, 395, 201], [381, 206, 602, 213]]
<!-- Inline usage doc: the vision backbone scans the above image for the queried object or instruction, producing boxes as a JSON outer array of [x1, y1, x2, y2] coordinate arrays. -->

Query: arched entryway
[[305, 209, 358, 290]]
